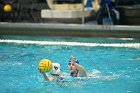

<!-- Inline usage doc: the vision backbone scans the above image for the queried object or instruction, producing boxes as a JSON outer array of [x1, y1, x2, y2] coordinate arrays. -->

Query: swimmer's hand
[[38, 68, 50, 81], [38, 68, 45, 74], [70, 55, 76, 64], [128, 58, 140, 60]]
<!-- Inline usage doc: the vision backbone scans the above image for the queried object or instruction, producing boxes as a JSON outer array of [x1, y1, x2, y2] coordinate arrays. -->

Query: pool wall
[[0, 23, 140, 38]]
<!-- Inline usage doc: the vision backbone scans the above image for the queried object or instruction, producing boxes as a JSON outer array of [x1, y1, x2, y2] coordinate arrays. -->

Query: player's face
[[68, 62, 77, 73]]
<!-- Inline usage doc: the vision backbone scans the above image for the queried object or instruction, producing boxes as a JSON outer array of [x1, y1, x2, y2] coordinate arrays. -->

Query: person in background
[[68, 55, 87, 77], [96, 0, 120, 25]]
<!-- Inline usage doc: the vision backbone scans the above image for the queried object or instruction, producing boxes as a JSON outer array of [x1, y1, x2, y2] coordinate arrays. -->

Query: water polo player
[[39, 61, 63, 81], [68, 55, 87, 77]]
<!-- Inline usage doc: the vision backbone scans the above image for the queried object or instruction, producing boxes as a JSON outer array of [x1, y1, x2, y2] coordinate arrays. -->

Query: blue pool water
[[0, 36, 140, 93]]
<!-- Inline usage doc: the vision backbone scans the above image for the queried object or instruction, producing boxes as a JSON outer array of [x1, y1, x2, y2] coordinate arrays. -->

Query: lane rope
[[0, 39, 140, 48]]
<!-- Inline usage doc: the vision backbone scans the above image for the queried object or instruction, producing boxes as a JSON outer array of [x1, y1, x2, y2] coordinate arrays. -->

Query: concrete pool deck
[[0, 22, 140, 38]]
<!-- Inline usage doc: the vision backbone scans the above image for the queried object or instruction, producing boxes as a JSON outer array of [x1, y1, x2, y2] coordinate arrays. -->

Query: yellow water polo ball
[[38, 59, 53, 73], [3, 4, 12, 12]]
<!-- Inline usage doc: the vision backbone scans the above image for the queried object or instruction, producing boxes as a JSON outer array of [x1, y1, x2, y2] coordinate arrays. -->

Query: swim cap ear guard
[[69, 59, 79, 64], [75, 59, 79, 64], [50, 63, 61, 76]]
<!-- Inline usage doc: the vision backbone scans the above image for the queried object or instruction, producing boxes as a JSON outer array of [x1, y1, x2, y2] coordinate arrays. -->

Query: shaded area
[[0, 0, 140, 25]]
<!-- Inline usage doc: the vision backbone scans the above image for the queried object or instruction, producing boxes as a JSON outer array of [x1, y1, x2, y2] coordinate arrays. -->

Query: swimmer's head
[[68, 59, 79, 77], [50, 63, 61, 76], [69, 55, 79, 64]]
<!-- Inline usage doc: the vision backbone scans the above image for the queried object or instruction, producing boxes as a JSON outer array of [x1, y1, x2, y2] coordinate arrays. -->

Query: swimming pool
[[0, 35, 140, 93]]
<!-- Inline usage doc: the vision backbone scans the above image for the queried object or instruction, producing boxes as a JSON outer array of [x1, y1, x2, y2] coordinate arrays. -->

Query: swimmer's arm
[[70, 55, 87, 77], [128, 58, 140, 60], [42, 73, 50, 81], [39, 68, 53, 81], [73, 62, 87, 77]]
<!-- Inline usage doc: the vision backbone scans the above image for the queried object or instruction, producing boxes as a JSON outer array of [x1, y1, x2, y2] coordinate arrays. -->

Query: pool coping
[[0, 22, 140, 38]]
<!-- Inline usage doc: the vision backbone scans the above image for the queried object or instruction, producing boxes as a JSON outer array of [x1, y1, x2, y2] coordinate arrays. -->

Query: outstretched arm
[[39, 69, 52, 81], [42, 73, 50, 81], [70, 55, 87, 77], [73, 62, 87, 77]]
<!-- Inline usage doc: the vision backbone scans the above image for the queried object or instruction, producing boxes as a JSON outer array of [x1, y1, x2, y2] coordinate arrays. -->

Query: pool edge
[[0, 23, 140, 38]]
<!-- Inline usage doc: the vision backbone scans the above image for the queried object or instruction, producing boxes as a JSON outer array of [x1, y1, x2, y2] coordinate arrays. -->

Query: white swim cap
[[50, 63, 61, 75]]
